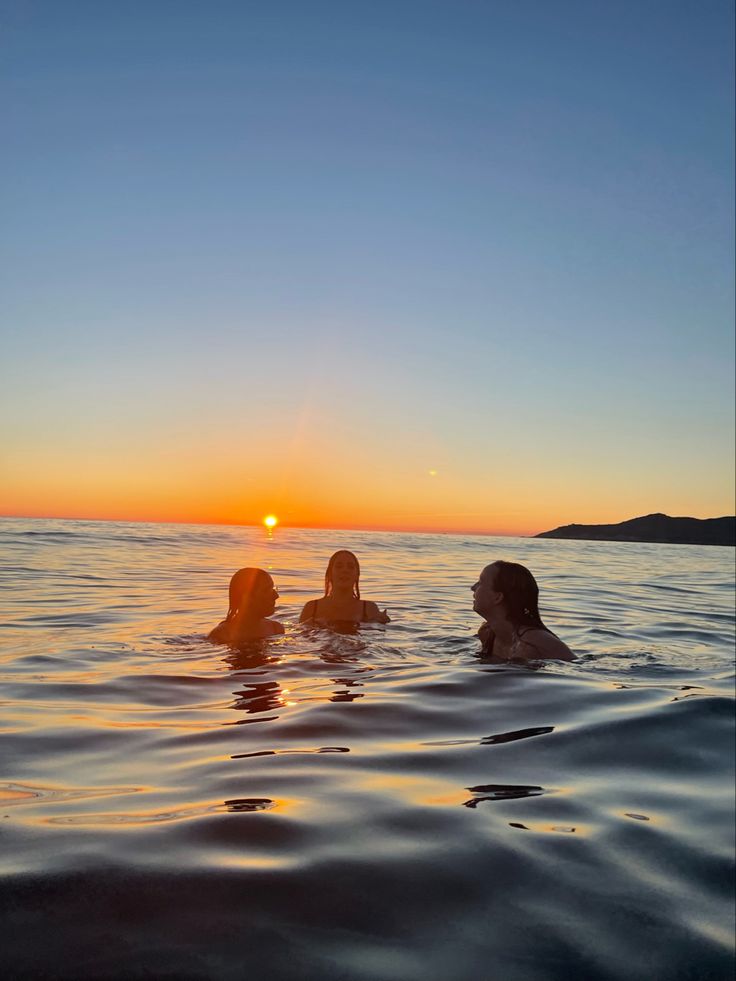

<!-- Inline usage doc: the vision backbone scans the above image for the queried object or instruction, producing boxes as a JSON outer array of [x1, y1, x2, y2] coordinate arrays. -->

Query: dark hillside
[[535, 513, 735, 546]]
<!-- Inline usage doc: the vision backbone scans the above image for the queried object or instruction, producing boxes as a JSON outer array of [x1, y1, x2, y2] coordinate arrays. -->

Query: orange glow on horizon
[[1, 443, 731, 538], [0, 506, 536, 537]]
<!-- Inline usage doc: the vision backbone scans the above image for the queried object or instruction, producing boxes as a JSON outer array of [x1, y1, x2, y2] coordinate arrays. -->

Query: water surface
[[1, 518, 734, 980]]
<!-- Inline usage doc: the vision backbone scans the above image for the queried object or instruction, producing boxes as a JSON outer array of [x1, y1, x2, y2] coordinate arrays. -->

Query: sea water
[[1, 517, 734, 981]]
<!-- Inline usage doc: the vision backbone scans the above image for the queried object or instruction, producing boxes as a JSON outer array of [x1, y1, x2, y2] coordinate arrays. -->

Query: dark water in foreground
[[1, 518, 734, 981]]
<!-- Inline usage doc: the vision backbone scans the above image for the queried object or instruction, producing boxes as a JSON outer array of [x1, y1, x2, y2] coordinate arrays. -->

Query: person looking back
[[209, 568, 284, 645], [471, 561, 573, 662], [300, 550, 390, 625]]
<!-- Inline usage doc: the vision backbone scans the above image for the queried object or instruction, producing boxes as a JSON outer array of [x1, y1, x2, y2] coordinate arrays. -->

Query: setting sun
[[263, 514, 279, 529]]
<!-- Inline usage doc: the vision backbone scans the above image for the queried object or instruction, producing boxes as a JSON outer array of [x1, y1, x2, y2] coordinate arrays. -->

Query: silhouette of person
[[209, 568, 284, 645], [300, 550, 390, 625], [471, 561, 573, 661]]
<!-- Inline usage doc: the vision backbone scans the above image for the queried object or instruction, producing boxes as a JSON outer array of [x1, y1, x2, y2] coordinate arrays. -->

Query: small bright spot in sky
[[428, 470, 438, 477], [264, 514, 278, 529]]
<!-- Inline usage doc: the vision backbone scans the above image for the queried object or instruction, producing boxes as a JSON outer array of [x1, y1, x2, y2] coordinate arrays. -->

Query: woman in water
[[209, 568, 284, 644], [471, 560, 573, 662], [300, 550, 390, 625]]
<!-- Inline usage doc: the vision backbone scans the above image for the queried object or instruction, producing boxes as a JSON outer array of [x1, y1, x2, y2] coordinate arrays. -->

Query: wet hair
[[324, 550, 361, 599], [491, 561, 551, 634], [225, 568, 274, 621]]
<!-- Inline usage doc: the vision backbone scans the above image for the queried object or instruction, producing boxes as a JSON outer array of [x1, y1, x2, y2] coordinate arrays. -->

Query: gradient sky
[[1, 0, 734, 535]]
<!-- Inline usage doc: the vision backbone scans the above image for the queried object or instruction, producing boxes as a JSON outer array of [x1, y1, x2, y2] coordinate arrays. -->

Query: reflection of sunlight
[[40, 795, 294, 827], [360, 771, 459, 805], [231, 746, 349, 760], [100, 720, 224, 730], [211, 854, 298, 871], [505, 821, 591, 835], [0, 787, 43, 803], [425, 791, 471, 806]]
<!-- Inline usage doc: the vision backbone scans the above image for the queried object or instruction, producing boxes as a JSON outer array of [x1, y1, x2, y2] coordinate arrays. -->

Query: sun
[[263, 514, 279, 529]]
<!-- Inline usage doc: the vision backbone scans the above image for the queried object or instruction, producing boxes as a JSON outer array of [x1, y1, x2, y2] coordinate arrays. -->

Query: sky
[[1, 0, 734, 535]]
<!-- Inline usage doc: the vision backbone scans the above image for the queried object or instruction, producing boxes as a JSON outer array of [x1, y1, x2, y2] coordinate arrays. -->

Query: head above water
[[472, 560, 548, 632], [324, 550, 361, 599], [226, 568, 278, 621]]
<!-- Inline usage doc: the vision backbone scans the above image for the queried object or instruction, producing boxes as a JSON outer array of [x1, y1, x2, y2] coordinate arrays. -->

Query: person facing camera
[[300, 550, 390, 625], [472, 560, 573, 662], [208, 568, 284, 645]]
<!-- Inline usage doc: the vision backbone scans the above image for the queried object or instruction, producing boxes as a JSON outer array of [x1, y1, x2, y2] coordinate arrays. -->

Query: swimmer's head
[[325, 550, 361, 599], [472, 561, 546, 631], [226, 568, 278, 621]]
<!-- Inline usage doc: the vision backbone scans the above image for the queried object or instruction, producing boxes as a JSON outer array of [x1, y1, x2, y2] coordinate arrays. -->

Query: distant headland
[[535, 513, 735, 547]]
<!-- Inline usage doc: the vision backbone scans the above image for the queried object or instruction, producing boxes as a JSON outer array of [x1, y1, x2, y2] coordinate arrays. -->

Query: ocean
[[1, 517, 734, 981]]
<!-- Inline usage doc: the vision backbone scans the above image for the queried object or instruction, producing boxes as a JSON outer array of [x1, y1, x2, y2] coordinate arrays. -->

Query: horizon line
[[0, 511, 537, 539], [2, 510, 730, 538]]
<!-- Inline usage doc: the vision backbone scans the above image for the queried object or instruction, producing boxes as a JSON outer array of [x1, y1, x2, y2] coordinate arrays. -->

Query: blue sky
[[1, 1, 734, 531]]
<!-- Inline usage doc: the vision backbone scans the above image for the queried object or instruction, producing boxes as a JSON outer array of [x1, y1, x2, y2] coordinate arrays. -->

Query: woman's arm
[[365, 601, 390, 624]]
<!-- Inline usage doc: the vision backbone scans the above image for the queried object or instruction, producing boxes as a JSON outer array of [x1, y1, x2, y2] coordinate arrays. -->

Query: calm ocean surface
[[1, 517, 734, 981]]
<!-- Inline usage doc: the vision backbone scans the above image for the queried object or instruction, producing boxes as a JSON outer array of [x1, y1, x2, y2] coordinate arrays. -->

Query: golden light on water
[[263, 514, 278, 529]]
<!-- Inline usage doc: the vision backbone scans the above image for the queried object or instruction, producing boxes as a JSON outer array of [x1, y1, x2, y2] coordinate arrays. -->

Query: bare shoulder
[[249, 619, 284, 639], [365, 601, 390, 624], [517, 630, 574, 662], [299, 600, 318, 623], [208, 621, 229, 644]]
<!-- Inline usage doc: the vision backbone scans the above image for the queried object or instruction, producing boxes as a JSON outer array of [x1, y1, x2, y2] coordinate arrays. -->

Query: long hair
[[324, 550, 361, 599], [225, 568, 273, 621], [492, 561, 551, 634]]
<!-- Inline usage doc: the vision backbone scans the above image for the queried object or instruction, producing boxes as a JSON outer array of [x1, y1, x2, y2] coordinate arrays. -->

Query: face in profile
[[328, 551, 360, 592], [471, 563, 500, 617], [231, 568, 278, 619], [253, 576, 278, 618]]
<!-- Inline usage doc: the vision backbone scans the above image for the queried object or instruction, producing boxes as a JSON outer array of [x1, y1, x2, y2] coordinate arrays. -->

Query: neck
[[330, 585, 355, 601], [234, 610, 263, 624]]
